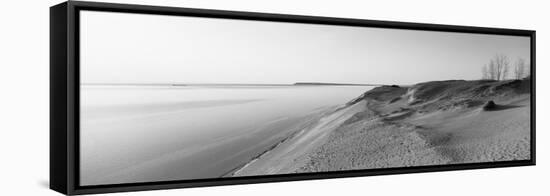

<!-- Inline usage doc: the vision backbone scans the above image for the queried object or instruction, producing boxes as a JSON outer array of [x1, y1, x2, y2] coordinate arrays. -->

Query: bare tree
[[488, 59, 496, 80], [482, 64, 489, 79], [484, 59, 497, 80], [491, 54, 510, 80], [502, 61, 510, 80], [514, 58, 526, 79], [482, 54, 511, 80]]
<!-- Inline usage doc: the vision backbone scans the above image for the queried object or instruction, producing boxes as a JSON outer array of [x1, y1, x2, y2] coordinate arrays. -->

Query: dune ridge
[[233, 78, 531, 176]]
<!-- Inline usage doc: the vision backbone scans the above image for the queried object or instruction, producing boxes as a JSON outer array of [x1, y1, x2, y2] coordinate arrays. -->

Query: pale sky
[[80, 10, 530, 85]]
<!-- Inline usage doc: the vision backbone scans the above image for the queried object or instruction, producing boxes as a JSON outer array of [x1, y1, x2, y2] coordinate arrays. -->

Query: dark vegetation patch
[[362, 86, 408, 102], [410, 79, 529, 108], [348, 79, 529, 112], [493, 78, 531, 95], [346, 86, 407, 106], [389, 97, 401, 103], [448, 99, 486, 109]]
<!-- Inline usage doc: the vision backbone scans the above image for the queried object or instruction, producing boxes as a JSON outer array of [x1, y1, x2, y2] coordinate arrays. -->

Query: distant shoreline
[[293, 82, 381, 86]]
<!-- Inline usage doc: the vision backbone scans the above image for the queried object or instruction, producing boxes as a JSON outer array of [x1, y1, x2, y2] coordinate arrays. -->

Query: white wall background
[[0, 0, 546, 195]]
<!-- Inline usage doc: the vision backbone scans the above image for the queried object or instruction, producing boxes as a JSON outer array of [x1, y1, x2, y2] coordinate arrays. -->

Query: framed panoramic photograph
[[50, 1, 536, 195]]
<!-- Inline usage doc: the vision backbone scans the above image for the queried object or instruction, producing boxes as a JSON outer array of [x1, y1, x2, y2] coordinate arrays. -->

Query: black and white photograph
[[2, 0, 549, 195], [79, 10, 532, 186]]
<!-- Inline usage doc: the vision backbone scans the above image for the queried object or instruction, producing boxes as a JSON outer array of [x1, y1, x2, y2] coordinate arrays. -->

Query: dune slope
[[234, 79, 531, 176]]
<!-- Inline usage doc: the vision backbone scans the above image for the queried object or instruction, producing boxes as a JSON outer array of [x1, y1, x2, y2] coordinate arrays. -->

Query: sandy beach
[[233, 78, 531, 176]]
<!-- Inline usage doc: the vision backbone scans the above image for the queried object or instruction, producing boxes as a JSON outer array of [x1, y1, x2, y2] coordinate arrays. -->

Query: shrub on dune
[[483, 100, 497, 111]]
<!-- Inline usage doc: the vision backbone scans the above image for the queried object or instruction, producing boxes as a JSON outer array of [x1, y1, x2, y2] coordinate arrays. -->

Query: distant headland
[[293, 82, 381, 86]]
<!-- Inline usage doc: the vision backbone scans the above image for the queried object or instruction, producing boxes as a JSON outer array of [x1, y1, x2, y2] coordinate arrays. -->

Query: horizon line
[[80, 82, 386, 86]]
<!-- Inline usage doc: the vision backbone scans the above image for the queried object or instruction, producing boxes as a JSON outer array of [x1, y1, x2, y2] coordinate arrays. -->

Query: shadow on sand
[[483, 104, 523, 112]]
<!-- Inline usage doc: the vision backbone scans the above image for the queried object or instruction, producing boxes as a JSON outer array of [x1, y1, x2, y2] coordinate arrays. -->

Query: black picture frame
[[50, 1, 536, 195]]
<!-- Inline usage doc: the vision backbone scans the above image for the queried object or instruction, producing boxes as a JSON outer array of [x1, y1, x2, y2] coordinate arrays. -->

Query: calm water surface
[[80, 85, 372, 185]]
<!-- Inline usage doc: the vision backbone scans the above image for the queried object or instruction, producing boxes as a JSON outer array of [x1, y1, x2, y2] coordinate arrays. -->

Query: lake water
[[80, 85, 372, 185]]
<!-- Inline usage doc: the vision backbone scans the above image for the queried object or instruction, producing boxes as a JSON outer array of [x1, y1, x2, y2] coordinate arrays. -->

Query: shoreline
[[226, 105, 342, 177], [232, 100, 368, 176], [224, 127, 303, 177]]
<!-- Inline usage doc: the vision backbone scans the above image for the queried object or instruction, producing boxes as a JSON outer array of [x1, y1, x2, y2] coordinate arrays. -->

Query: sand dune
[[234, 78, 531, 176]]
